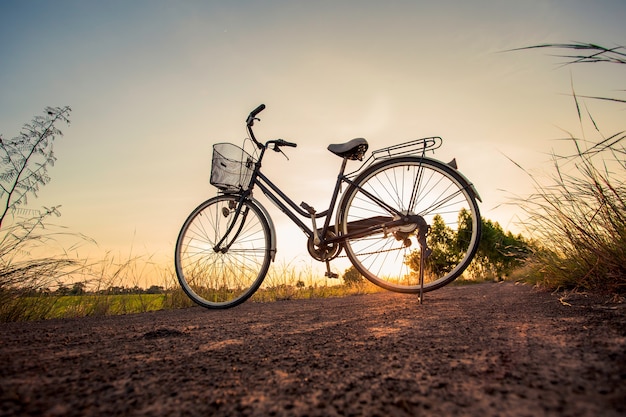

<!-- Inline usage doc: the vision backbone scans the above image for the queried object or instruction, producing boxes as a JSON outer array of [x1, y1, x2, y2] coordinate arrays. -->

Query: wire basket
[[210, 143, 255, 192]]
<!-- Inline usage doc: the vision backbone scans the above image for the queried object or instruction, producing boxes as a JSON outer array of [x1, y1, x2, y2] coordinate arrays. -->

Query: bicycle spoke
[[175, 196, 271, 308], [340, 157, 481, 293]]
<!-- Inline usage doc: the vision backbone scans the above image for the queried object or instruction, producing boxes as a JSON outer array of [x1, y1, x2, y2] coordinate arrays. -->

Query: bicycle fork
[[213, 199, 249, 254]]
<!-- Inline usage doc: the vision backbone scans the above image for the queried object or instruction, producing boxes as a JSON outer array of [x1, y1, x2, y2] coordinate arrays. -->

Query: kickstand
[[419, 247, 425, 304], [416, 223, 431, 305]]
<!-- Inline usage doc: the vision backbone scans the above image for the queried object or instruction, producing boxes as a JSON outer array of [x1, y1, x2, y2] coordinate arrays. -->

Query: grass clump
[[510, 42, 625, 293], [0, 208, 86, 321], [514, 136, 626, 293]]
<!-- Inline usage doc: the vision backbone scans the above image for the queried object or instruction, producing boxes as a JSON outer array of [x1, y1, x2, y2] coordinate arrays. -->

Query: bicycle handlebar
[[250, 103, 265, 117], [246, 104, 266, 127], [272, 139, 297, 148], [246, 104, 298, 150]]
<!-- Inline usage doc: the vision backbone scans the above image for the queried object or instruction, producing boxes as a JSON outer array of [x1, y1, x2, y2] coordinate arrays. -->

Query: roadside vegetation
[[510, 43, 625, 294], [0, 107, 82, 321], [2, 42, 623, 321], [0, 108, 529, 322]]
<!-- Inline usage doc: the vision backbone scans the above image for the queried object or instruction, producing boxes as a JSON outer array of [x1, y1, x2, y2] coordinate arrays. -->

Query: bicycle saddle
[[327, 138, 369, 161]]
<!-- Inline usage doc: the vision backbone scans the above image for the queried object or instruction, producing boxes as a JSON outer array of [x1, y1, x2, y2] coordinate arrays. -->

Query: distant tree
[[469, 219, 530, 279], [55, 283, 70, 296], [415, 214, 461, 275], [146, 285, 164, 294], [69, 281, 86, 295], [343, 265, 364, 286], [406, 211, 471, 275], [107, 286, 128, 295], [406, 213, 529, 280]]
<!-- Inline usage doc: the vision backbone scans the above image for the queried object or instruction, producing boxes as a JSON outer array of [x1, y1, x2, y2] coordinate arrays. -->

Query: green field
[[0, 293, 173, 321], [48, 294, 168, 318]]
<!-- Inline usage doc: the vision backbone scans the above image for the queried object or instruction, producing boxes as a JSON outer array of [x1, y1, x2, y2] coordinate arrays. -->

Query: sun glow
[[0, 1, 623, 287]]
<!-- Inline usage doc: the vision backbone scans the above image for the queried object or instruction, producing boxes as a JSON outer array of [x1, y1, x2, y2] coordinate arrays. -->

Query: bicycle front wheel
[[338, 156, 481, 293], [175, 195, 272, 309]]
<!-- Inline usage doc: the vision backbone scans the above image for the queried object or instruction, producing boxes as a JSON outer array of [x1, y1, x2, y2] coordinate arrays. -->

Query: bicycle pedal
[[324, 260, 338, 279]]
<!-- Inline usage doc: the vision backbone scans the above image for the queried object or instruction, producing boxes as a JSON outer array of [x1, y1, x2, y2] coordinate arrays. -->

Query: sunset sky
[[1, 0, 624, 272]]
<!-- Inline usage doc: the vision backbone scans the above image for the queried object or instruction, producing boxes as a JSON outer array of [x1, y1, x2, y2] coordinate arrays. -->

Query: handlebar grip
[[250, 104, 266, 118], [276, 139, 297, 148]]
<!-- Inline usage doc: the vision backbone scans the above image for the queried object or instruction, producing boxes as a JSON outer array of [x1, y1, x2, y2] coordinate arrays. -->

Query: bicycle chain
[[336, 245, 409, 258]]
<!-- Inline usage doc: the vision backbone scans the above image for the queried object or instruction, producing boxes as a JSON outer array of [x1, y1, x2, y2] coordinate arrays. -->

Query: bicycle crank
[[307, 230, 341, 262]]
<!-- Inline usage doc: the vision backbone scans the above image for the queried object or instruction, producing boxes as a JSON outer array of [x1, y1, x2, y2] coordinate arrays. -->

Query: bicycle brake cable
[[276, 146, 290, 161]]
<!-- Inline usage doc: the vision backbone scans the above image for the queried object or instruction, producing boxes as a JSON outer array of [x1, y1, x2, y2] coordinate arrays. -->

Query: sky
[[0, 0, 624, 277]]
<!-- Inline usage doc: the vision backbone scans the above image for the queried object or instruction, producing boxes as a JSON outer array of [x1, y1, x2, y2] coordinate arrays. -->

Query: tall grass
[[0, 249, 193, 321], [0, 253, 382, 321], [512, 133, 625, 292], [0, 209, 87, 321], [511, 42, 625, 293]]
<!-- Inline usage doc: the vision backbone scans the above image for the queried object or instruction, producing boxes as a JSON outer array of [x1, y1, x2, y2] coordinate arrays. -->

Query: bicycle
[[175, 104, 482, 308]]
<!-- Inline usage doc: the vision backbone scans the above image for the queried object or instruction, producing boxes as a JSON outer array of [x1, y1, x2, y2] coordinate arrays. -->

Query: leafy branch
[[0, 106, 71, 228]]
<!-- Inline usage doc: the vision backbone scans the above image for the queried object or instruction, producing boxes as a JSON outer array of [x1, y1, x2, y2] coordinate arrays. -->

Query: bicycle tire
[[338, 156, 481, 293], [175, 195, 272, 308]]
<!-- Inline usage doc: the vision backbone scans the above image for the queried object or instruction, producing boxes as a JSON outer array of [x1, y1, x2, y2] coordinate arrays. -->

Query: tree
[[55, 283, 70, 296], [406, 213, 529, 280], [343, 265, 364, 286], [469, 219, 530, 279], [0, 106, 71, 228], [416, 214, 458, 275], [146, 285, 165, 294], [406, 211, 471, 276], [69, 281, 86, 295]]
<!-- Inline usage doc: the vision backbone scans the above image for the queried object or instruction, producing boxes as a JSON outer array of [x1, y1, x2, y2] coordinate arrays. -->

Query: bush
[[342, 265, 364, 286]]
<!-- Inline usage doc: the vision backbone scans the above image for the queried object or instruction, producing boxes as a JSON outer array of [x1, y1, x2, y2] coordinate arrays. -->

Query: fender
[[438, 156, 482, 202], [395, 155, 482, 202], [248, 196, 278, 261]]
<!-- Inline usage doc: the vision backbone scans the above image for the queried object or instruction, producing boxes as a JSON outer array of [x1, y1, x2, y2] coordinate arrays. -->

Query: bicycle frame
[[253, 163, 344, 243], [176, 104, 483, 308], [217, 139, 347, 251], [225, 146, 429, 253], [214, 103, 449, 265]]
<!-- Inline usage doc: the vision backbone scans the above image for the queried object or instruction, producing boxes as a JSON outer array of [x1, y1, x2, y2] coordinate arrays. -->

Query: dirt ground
[[1, 282, 625, 417]]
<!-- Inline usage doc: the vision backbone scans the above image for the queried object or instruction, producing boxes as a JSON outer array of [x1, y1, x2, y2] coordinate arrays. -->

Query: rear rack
[[371, 137, 442, 160], [348, 137, 443, 177]]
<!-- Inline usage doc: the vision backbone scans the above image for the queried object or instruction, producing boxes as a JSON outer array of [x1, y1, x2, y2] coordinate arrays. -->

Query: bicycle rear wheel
[[175, 195, 272, 308], [338, 156, 481, 293]]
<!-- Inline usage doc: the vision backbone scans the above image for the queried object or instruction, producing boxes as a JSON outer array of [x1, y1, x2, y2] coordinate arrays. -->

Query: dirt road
[[1, 282, 625, 416]]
